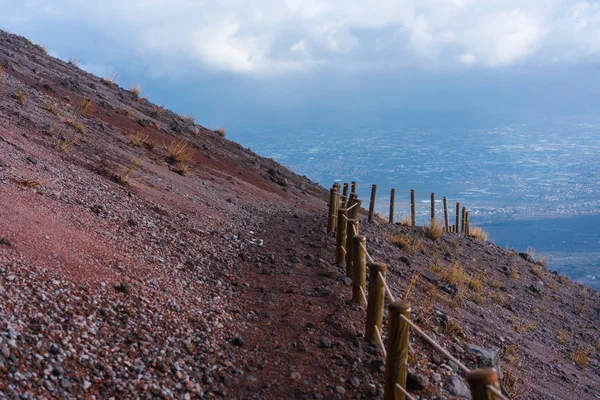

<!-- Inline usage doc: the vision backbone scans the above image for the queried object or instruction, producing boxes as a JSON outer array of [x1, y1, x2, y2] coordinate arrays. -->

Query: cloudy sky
[[1, 0, 600, 130]]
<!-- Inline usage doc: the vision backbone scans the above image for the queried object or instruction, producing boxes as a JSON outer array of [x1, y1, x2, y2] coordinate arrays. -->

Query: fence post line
[[335, 208, 348, 265], [342, 183, 349, 208], [443, 197, 449, 232], [466, 367, 501, 400], [455, 202, 460, 233], [351, 181, 357, 194], [366, 262, 387, 343], [384, 300, 412, 400], [350, 199, 362, 220], [389, 189, 396, 224], [368, 185, 377, 222], [410, 190, 416, 226], [327, 188, 337, 233], [461, 207, 466, 234], [352, 235, 367, 305], [346, 219, 359, 277], [430, 192, 435, 224]]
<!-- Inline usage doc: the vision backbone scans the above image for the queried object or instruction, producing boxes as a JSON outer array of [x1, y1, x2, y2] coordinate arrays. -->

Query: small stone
[[349, 376, 360, 388], [231, 337, 245, 347], [82, 380, 91, 390], [26, 156, 38, 165], [448, 376, 470, 398], [60, 378, 72, 390], [319, 337, 332, 348], [407, 370, 429, 391], [290, 372, 301, 381], [1, 345, 10, 359], [342, 277, 352, 286], [49, 343, 59, 355], [246, 375, 257, 382], [0, 238, 9, 246], [335, 386, 346, 395]]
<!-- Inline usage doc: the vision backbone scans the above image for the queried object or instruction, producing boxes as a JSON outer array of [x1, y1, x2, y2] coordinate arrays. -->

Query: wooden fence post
[[352, 235, 367, 305], [342, 183, 349, 208], [466, 367, 501, 400], [410, 190, 416, 226], [384, 300, 412, 400], [349, 198, 362, 220], [351, 181, 357, 194], [430, 192, 435, 224], [461, 207, 466, 234], [443, 197, 449, 232], [368, 185, 377, 222], [346, 219, 359, 277], [335, 208, 348, 265], [465, 211, 470, 235], [389, 189, 396, 224], [366, 262, 387, 343], [455, 202, 460, 233], [327, 188, 337, 233]]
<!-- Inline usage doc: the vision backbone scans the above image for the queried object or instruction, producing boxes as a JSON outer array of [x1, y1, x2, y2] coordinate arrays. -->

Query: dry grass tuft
[[67, 57, 79, 68], [182, 113, 196, 123], [573, 304, 586, 316], [535, 256, 547, 267], [424, 220, 443, 241], [400, 215, 412, 226], [402, 273, 419, 300], [118, 156, 143, 185], [510, 317, 536, 333], [489, 291, 507, 307], [384, 232, 424, 255], [509, 266, 520, 280], [214, 127, 227, 137], [66, 119, 84, 134], [16, 89, 27, 104], [130, 84, 142, 99], [33, 43, 48, 54], [444, 262, 466, 286], [468, 273, 484, 294], [18, 177, 44, 188], [502, 364, 523, 399], [128, 131, 153, 150], [166, 139, 195, 175], [46, 103, 61, 116], [152, 104, 165, 118], [56, 133, 80, 153], [531, 265, 544, 279], [103, 71, 119, 88], [557, 329, 568, 346], [443, 320, 464, 338], [468, 291, 483, 305], [468, 227, 488, 240], [79, 98, 96, 118], [571, 347, 591, 369], [502, 344, 518, 364]]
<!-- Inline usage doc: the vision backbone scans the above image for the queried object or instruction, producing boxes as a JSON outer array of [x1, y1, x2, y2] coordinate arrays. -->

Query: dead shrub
[[130, 84, 141, 99], [469, 227, 488, 240], [79, 98, 96, 118], [214, 127, 227, 137], [424, 220, 443, 241], [384, 232, 423, 255]]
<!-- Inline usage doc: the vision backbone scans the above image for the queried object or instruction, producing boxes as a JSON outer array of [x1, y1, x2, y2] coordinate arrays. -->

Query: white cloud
[[2, 0, 600, 76]]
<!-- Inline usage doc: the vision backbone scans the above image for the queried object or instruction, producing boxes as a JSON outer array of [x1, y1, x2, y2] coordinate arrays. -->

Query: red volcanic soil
[[1, 30, 600, 399]]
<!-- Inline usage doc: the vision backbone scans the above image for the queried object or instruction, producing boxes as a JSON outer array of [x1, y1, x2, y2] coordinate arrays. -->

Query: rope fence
[[326, 181, 507, 400]]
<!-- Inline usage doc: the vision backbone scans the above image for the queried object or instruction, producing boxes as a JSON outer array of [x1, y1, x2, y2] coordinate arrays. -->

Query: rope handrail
[[399, 314, 470, 374], [395, 383, 417, 400], [374, 325, 387, 358], [487, 385, 510, 400], [360, 242, 375, 263], [378, 271, 396, 302], [347, 202, 358, 210], [359, 286, 368, 305]]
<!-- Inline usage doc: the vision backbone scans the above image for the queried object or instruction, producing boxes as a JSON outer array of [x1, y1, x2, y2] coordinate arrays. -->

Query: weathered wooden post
[[466, 367, 501, 400], [346, 219, 359, 277], [342, 183, 349, 208], [368, 185, 377, 222], [455, 202, 460, 233], [461, 207, 466, 234], [410, 190, 416, 226], [335, 208, 348, 265], [366, 262, 387, 343], [352, 235, 367, 305], [327, 188, 337, 233], [351, 181, 357, 194], [350, 199, 362, 220], [384, 300, 412, 400], [465, 211, 470, 235], [430, 192, 435, 224], [443, 197, 449, 232], [389, 189, 396, 224]]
